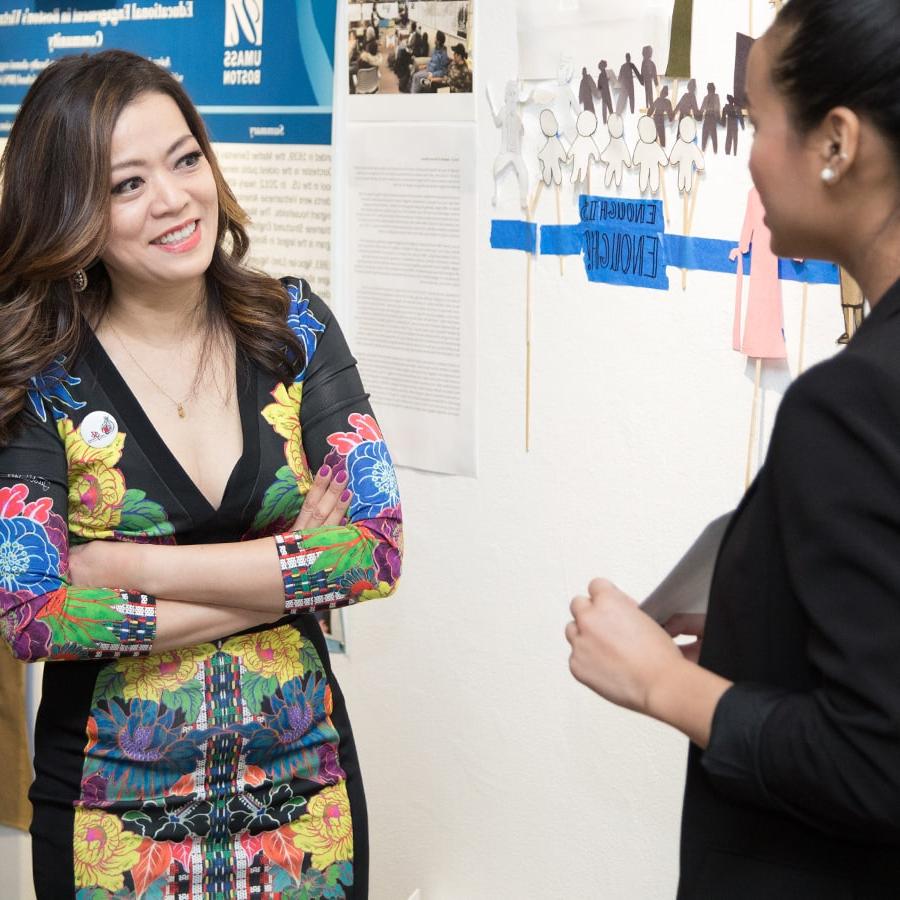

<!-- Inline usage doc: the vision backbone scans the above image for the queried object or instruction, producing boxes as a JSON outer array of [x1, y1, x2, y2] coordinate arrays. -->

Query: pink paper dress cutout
[[732, 187, 786, 359]]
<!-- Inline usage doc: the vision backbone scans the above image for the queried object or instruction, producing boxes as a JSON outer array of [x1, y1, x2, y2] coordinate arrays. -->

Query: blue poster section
[[0, 1, 335, 144]]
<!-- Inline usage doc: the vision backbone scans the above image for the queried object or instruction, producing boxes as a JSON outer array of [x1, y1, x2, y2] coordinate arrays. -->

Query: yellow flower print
[[291, 781, 354, 870], [120, 645, 213, 703], [57, 418, 127, 539], [223, 625, 307, 685], [261, 382, 313, 489], [73, 807, 142, 893]]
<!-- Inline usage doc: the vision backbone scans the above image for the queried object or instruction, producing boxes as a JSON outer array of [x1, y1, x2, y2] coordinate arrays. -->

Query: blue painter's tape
[[490, 220, 537, 253], [540, 225, 583, 256], [663, 235, 748, 274], [779, 258, 840, 285], [578, 195, 665, 233]]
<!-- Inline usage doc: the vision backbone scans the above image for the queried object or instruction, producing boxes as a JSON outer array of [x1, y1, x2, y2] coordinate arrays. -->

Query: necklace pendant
[[177, 403, 186, 419]]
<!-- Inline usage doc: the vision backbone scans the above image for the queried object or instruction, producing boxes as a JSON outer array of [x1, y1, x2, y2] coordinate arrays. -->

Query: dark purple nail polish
[[335, 470, 347, 484], [340, 490, 352, 503], [318, 466, 331, 478]]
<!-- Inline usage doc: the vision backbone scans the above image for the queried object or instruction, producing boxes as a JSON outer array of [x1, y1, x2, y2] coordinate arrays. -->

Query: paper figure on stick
[[537, 109, 569, 187], [578, 67, 596, 114], [668, 116, 705, 193], [633, 115, 668, 194], [568, 110, 602, 189], [648, 85, 675, 147], [731, 187, 786, 360], [595, 60, 614, 124], [636, 46, 660, 109], [722, 94, 745, 156], [674, 78, 701, 121], [615, 52, 640, 115], [600, 113, 633, 188], [552, 54, 581, 144], [486, 81, 530, 209], [838, 267, 866, 344], [700, 82, 722, 153], [665, 0, 694, 79]]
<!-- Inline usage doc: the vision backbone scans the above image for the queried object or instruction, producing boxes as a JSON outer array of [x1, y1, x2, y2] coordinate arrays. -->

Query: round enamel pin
[[79, 411, 119, 448]]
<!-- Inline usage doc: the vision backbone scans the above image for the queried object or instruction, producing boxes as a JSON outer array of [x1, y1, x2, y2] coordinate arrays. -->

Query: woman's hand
[[663, 613, 706, 664], [69, 540, 139, 590], [292, 465, 353, 531], [565, 578, 686, 714]]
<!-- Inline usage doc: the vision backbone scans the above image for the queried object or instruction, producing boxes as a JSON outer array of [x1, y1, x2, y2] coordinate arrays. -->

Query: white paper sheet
[[640, 512, 732, 623], [345, 124, 477, 476]]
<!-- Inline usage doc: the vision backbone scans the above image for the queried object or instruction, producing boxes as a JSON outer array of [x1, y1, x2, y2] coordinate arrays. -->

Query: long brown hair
[[0, 49, 304, 444]]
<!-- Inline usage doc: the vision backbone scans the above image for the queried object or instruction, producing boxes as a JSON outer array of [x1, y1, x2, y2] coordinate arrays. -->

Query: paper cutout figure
[[722, 94, 745, 156], [552, 54, 581, 144], [668, 116, 705, 193], [636, 46, 659, 109], [731, 187, 786, 359], [633, 115, 668, 194], [596, 60, 614, 123], [838, 267, 866, 344], [665, 0, 694, 79], [733, 34, 755, 110], [486, 81, 530, 209], [568, 110, 602, 188], [537, 109, 569, 186], [615, 52, 640, 115], [700, 82, 721, 153], [578, 67, 596, 114], [648, 85, 675, 147], [600, 113, 633, 188], [674, 78, 701, 121]]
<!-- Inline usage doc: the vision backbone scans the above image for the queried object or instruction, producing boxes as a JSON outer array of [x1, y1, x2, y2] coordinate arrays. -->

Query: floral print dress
[[0, 279, 402, 900]]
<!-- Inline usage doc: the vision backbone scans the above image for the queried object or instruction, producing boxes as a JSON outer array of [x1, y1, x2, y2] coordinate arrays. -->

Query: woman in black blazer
[[565, 1, 900, 896]]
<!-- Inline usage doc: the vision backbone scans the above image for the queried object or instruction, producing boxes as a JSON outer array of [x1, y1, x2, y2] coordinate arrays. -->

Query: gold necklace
[[106, 318, 201, 419]]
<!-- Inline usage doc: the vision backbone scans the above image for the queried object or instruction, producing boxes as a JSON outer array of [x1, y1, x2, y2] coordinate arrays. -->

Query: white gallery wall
[[0, 1, 848, 897], [330, 0, 843, 898]]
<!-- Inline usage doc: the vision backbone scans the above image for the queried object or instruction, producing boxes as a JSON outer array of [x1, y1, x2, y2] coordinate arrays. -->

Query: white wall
[[331, 0, 842, 898]]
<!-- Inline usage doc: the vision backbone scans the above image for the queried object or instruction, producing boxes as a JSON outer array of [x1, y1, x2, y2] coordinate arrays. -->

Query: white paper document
[[345, 124, 477, 476], [640, 512, 732, 624]]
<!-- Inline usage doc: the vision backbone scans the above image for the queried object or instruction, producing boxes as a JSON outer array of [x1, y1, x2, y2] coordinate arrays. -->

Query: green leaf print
[[45, 589, 131, 650], [303, 526, 375, 580], [243, 671, 279, 715], [252, 466, 303, 533], [118, 489, 174, 539], [299, 639, 325, 676], [270, 865, 296, 892], [161, 680, 203, 725], [325, 861, 353, 887], [93, 663, 126, 702]]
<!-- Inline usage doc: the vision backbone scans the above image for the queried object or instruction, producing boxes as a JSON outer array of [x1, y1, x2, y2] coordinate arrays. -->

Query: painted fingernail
[[318, 466, 331, 478], [335, 470, 348, 484], [340, 490, 352, 503]]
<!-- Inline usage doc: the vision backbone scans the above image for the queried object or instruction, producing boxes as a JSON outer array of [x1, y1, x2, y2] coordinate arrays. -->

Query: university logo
[[225, 0, 263, 47]]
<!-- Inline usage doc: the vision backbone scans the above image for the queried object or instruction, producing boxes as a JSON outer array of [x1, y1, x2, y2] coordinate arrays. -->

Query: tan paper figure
[[838, 267, 866, 344], [486, 81, 530, 209], [600, 113, 633, 188], [633, 115, 668, 194]]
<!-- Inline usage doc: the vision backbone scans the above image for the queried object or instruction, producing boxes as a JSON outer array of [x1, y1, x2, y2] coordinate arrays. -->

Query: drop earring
[[71, 268, 88, 293]]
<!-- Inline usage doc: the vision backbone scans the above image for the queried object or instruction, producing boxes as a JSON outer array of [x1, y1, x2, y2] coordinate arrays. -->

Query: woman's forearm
[[136, 537, 285, 613], [152, 598, 275, 653]]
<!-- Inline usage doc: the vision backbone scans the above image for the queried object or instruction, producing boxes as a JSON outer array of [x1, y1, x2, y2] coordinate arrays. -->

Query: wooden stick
[[682, 191, 689, 290], [659, 164, 670, 225], [687, 175, 701, 234], [798, 282, 809, 374], [556, 182, 564, 276], [529, 179, 544, 220], [526, 249, 532, 452], [745, 357, 762, 490]]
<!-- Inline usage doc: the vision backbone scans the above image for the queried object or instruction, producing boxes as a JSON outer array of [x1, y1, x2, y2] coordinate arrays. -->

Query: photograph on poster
[[348, 1, 473, 96]]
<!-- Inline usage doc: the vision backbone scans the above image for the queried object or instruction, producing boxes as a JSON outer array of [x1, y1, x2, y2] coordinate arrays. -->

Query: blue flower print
[[286, 283, 325, 381], [91, 699, 204, 800], [346, 440, 400, 518], [27, 357, 86, 422], [0, 517, 60, 597]]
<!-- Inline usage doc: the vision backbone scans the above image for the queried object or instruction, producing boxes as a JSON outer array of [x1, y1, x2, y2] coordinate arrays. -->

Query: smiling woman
[[0, 50, 401, 899]]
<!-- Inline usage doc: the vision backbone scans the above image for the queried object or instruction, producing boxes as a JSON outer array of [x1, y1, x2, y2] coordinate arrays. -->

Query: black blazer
[[678, 277, 900, 899]]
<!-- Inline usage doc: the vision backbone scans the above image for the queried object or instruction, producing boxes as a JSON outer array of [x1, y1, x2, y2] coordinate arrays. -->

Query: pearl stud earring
[[821, 166, 836, 183]]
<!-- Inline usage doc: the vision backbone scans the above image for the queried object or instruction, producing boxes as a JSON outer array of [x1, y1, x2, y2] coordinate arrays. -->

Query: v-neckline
[[82, 329, 260, 527]]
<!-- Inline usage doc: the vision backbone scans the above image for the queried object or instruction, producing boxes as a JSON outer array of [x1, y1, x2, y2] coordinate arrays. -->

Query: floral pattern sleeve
[[0, 403, 157, 662], [262, 280, 402, 613]]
